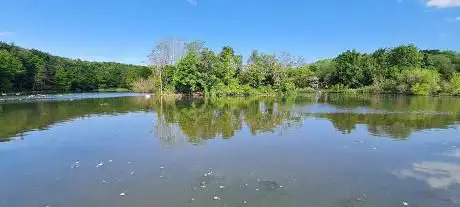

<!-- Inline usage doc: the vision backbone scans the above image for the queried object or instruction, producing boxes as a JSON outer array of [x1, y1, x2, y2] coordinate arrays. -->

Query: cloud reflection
[[395, 149, 460, 189]]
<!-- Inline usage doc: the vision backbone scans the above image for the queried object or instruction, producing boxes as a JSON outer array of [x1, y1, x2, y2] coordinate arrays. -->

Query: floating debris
[[70, 161, 80, 169], [256, 188, 260, 191], [101, 180, 109, 184], [340, 194, 368, 206], [212, 196, 221, 201], [160, 175, 164, 178], [96, 162, 104, 168], [130, 171, 135, 175], [120, 192, 126, 196], [257, 180, 281, 191], [242, 201, 248, 204], [203, 170, 213, 177], [160, 165, 165, 169], [200, 181, 207, 188], [219, 185, 225, 189], [402, 201, 409, 206], [108, 160, 113, 162], [372, 147, 377, 150]]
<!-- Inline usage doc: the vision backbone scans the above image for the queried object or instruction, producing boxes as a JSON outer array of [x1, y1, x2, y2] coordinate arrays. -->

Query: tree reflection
[[0, 97, 153, 140], [1, 94, 459, 143], [152, 97, 302, 145], [309, 113, 459, 139]]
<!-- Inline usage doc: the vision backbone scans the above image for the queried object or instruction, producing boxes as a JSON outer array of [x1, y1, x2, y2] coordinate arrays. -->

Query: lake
[[1, 93, 459, 207]]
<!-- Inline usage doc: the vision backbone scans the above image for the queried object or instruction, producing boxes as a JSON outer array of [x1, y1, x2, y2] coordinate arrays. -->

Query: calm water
[[1, 94, 460, 207]]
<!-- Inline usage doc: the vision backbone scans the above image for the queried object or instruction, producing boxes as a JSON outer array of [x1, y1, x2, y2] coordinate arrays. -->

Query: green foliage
[[0, 42, 150, 92], [0, 49, 23, 91], [286, 65, 315, 89], [131, 77, 158, 93], [450, 73, 460, 95], [388, 44, 423, 68], [311, 59, 336, 88], [396, 68, 440, 95], [3, 41, 460, 96], [333, 50, 373, 88], [174, 51, 202, 93]]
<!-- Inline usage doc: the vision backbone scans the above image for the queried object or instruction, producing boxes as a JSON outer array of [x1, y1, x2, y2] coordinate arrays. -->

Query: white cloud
[[0, 32, 12, 36], [186, 0, 198, 5], [426, 0, 460, 8]]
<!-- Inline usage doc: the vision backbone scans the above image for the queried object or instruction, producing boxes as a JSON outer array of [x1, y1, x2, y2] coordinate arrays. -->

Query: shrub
[[396, 68, 440, 95], [450, 73, 460, 95], [131, 77, 158, 93]]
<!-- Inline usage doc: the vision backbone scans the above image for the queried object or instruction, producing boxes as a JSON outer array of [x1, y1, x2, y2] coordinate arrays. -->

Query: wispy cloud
[[0, 32, 12, 36], [444, 16, 460, 22], [426, 0, 460, 8], [186, 0, 198, 6]]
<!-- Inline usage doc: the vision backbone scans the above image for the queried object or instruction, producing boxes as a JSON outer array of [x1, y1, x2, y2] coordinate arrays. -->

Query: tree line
[[0, 42, 151, 93], [2, 40, 460, 96], [143, 39, 460, 96]]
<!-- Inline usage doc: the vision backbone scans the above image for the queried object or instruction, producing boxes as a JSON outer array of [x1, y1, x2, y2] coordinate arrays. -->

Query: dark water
[[1, 94, 459, 207]]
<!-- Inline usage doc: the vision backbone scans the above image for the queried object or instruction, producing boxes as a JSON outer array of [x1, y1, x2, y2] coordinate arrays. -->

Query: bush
[[297, 87, 316, 93], [396, 68, 440, 95], [327, 84, 347, 93], [450, 73, 460, 95], [280, 80, 296, 94], [131, 77, 158, 93]]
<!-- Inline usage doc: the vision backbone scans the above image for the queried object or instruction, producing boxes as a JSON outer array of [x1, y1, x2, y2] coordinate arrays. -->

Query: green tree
[[450, 73, 460, 95], [333, 50, 372, 88], [396, 68, 440, 95], [217, 46, 241, 86], [174, 50, 202, 93], [311, 59, 336, 88], [0, 49, 23, 91], [430, 54, 455, 79], [197, 49, 219, 93], [388, 44, 423, 68], [286, 65, 314, 89]]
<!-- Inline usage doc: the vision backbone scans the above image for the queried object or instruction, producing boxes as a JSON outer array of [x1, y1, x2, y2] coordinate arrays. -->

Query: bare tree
[[148, 38, 186, 94], [279, 52, 306, 68]]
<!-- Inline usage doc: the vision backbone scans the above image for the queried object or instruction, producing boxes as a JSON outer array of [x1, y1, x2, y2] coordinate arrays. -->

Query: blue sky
[[1, 0, 459, 65]]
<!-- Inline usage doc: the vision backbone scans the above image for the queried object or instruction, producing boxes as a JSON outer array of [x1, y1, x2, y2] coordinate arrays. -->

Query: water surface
[[1, 94, 459, 207]]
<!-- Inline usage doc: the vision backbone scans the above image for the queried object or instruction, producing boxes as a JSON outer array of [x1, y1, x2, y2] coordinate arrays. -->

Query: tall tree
[[0, 50, 23, 91], [388, 44, 423, 68]]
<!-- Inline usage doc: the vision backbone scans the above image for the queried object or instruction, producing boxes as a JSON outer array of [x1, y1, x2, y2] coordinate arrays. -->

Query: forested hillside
[[0, 42, 151, 92]]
